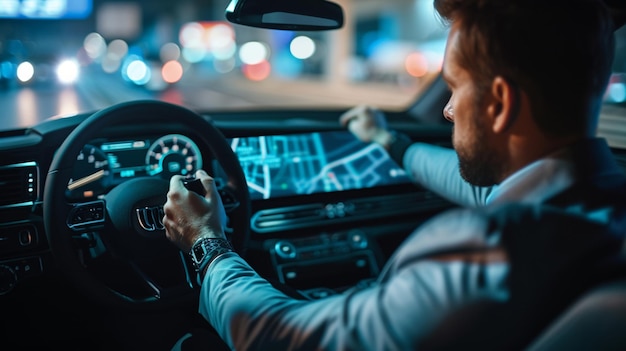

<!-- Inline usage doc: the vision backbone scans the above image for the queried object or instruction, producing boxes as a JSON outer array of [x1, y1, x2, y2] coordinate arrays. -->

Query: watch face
[[192, 243, 206, 265]]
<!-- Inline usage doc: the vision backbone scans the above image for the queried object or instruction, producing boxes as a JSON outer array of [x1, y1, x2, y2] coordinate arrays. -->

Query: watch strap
[[190, 237, 233, 275]]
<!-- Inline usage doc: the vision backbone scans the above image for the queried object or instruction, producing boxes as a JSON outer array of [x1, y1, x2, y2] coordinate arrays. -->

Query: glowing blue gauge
[[66, 144, 112, 200], [145, 134, 202, 178]]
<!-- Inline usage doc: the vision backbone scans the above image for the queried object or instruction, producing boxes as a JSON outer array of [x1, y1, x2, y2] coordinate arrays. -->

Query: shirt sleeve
[[402, 142, 494, 207], [199, 209, 509, 351]]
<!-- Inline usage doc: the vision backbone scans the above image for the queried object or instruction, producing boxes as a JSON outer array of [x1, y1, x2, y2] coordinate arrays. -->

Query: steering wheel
[[44, 100, 250, 308]]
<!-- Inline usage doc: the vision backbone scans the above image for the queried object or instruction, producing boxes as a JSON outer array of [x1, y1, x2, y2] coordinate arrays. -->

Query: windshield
[[0, 0, 624, 131]]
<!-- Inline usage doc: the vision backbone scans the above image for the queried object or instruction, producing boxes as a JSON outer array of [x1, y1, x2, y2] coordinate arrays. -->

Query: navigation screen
[[231, 131, 411, 200]]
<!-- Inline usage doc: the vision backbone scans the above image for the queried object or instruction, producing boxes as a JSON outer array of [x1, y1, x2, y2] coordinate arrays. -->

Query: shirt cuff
[[388, 130, 413, 166], [199, 251, 238, 283]]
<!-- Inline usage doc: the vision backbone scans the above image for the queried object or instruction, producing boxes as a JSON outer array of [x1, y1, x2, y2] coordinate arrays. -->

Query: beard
[[452, 119, 503, 187]]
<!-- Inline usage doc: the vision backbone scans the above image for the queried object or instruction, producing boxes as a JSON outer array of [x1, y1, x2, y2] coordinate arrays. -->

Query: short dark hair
[[434, 0, 615, 137]]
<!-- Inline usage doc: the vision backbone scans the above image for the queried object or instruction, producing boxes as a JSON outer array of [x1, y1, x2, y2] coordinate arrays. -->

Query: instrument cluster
[[66, 133, 202, 200]]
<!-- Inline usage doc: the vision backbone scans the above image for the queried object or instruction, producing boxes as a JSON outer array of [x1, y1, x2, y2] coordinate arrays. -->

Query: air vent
[[252, 204, 326, 233], [0, 162, 38, 208], [251, 192, 452, 233]]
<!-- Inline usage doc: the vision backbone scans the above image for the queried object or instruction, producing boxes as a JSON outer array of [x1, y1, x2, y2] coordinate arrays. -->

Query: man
[[163, 0, 626, 349]]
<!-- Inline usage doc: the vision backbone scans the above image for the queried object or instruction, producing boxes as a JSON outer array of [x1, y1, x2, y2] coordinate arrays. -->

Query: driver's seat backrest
[[525, 278, 626, 351]]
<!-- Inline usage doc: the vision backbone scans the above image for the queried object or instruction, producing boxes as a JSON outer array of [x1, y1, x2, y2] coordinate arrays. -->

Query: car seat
[[525, 278, 626, 351]]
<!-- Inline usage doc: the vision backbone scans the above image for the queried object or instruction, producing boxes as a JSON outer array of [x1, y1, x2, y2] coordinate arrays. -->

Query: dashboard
[[67, 133, 203, 201], [71, 130, 411, 202], [60, 128, 451, 296], [0, 109, 455, 298]]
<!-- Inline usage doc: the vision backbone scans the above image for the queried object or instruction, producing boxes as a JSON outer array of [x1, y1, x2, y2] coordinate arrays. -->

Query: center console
[[229, 130, 453, 298]]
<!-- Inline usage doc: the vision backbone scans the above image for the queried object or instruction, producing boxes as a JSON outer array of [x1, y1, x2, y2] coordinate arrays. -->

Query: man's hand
[[163, 169, 227, 253], [339, 105, 394, 150]]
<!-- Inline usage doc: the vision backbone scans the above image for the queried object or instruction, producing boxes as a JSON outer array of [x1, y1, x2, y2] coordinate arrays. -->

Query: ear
[[487, 76, 519, 134]]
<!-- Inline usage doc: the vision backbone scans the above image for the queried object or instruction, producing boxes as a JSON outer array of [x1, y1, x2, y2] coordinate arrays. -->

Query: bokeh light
[[608, 82, 626, 103], [123, 57, 151, 85], [17, 62, 34, 83], [161, 60, 184, 84], [83, 32, 106, 60], [56, 59, 80, 84], [108, 39, 129, 60], [290, 36, 316, 60], [242, 60, 271, 81], [160, 43, 181, 62], [405, 52, 428, 78], [239, 41, 269, 65]]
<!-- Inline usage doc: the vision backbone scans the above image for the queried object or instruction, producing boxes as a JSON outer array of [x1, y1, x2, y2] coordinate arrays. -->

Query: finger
[[339, 111, 354, 127], [339, 105, 365, 126], [195, 170, 215, 194], [169, 174, 186, 192], [163, 216, 174, 240], [347, 119, 360, 135]]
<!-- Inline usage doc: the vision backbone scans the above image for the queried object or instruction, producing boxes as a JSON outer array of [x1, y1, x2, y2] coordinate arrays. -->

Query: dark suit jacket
[[420, 139, 626, 350]]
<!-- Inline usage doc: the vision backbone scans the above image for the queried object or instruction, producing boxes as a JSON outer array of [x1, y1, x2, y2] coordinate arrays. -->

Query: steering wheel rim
[[44, 100, 250, 308]]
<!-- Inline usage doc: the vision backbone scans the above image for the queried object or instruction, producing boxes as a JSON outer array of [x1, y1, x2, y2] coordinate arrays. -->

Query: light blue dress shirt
[[198, 138, 620, 350]]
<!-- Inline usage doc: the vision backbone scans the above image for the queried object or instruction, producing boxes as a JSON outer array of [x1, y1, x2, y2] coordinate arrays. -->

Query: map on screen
[[230, 131, 411, 200]]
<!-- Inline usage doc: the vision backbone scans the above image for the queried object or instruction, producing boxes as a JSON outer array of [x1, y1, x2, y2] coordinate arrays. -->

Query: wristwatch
[[190, 237, 233, 275]]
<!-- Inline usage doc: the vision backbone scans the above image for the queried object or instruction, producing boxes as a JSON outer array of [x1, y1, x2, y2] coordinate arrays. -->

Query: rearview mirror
[[225, 0, 344, 31]]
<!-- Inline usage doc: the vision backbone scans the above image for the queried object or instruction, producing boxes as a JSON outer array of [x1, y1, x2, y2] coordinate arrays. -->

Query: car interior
[[0, 0, 625, 350]]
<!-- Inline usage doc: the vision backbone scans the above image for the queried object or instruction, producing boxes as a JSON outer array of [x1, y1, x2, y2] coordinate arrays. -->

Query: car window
[[605, 25, 626, 107], [0, 0, 447, 131], [598, 24, 626, 148], [0, 0, 623, 132]]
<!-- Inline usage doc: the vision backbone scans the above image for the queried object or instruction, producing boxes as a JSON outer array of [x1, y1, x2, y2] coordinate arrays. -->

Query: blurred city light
[[122, 56, 151, 85], [162, 60, 183, 84], [405, 52, 428, 78], [102, 52, 122, 73], [242, 60, 271, 81], [213, 40, 237, 61], [56, 59, 80, 85], [239, 41, 269, 65], [108, 39, 129, 60], [207, 23, 235, 55], [160, 43, 181, 62], [16, 62, 34, 83], [608, 82, 626, 103], [290, 36, 316, 60], [182, 46, 206, 63], [83, 32, 107, 60], [179, 22, 205, 48], [0, 0, 92, 19], [1, 61, 14, 79]]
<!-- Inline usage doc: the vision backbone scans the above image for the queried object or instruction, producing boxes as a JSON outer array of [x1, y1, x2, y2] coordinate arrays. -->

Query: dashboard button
[[274, 240, 297, 259]]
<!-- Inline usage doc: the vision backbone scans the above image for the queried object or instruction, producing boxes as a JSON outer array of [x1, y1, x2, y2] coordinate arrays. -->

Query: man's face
[[442, 26, 503, 187]]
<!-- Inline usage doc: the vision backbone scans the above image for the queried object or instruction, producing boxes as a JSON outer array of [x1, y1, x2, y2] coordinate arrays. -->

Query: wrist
[[189, 237, 234, 280], [372, 129, 395, 150]]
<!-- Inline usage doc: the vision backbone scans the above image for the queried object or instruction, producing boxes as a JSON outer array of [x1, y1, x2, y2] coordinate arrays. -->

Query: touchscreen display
[[230, 131, 411, 200]]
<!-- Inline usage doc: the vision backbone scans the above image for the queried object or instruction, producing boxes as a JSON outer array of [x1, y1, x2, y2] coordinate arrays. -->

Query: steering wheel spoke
[[66, 199, 107, 231], [126, 252, 196, 301]]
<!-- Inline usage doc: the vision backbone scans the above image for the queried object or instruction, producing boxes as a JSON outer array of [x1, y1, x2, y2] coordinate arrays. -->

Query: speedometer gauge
[[146, 134, 202, 178]]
